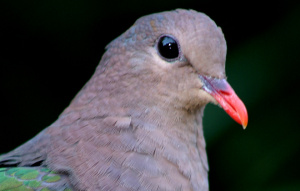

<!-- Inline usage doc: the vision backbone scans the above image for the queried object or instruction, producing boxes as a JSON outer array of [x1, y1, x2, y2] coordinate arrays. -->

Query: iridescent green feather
[[0, 167, 72, 191]]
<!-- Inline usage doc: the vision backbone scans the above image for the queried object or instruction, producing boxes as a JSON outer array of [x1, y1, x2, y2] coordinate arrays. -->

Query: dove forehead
[[135, 9, 218, 33], [105, 9, 227, 78], [120, 9, 227, 78]]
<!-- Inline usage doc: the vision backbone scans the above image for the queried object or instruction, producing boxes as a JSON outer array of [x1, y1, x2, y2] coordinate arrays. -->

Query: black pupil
[[158, 36, 179, 59]]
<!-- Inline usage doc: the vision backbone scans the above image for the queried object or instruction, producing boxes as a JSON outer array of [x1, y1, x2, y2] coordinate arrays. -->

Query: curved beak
[[199, 75, 248, 129]]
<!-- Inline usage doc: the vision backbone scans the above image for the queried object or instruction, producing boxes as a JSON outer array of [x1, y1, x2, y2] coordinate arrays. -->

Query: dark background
[[1, 1, 300, 190]]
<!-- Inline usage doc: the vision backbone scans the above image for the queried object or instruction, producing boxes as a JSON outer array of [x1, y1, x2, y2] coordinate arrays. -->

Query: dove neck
[[61, 75, 207, 137], [52, 74, 208, 190]]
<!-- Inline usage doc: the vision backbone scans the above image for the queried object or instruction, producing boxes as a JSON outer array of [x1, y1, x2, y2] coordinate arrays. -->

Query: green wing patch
[[0, 167, 72, 191]]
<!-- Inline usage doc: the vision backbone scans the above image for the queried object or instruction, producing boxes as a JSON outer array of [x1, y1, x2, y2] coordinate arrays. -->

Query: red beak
[[199, 75, 248, 129]]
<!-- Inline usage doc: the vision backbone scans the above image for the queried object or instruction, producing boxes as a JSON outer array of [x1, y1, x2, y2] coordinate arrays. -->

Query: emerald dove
[[0, 9, 247, 191]]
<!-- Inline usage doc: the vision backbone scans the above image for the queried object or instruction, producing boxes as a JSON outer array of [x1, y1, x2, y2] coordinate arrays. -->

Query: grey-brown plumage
[[0, 9, 247, 191]]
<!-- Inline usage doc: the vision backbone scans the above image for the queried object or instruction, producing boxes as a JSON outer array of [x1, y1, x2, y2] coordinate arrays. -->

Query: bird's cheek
[[196, 89, 219, 105], [175, 88, 212, 110]]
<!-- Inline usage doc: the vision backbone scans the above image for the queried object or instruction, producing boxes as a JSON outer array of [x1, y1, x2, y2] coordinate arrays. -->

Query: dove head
[[76, 9, 247, 128], [106, 9, 226, 77]]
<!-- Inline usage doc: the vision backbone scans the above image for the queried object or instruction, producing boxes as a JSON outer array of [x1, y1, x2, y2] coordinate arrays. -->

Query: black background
[[1, 1, 300, 190]]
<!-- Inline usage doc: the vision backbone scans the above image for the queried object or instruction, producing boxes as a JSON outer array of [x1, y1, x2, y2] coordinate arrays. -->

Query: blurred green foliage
[[204, 4, 300, 190], [1, 1, 299, 190]]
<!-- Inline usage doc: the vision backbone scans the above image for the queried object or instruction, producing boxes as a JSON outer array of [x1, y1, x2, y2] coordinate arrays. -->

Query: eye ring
[[156, 34, 181, 62]]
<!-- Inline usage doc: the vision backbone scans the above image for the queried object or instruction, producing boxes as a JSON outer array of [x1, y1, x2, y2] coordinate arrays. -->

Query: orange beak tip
[[242, 122, 247, 130], [241, 110, 248, 129]]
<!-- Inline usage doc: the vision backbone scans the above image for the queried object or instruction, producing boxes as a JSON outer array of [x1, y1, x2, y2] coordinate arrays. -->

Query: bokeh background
[[1, 1, 299, 190]]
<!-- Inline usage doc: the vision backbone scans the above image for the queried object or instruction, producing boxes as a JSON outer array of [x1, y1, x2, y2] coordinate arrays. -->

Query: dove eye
[[157, 35, 180, 60]]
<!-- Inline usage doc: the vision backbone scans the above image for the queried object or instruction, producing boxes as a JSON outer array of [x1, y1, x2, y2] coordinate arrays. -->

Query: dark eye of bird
[[157, 36, 179, 60]]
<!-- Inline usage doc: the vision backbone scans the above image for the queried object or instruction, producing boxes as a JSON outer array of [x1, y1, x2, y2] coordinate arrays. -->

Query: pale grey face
[[107, 9, 227, 78], [99, 9, 228, 110], [89, 9, 247, 126]]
